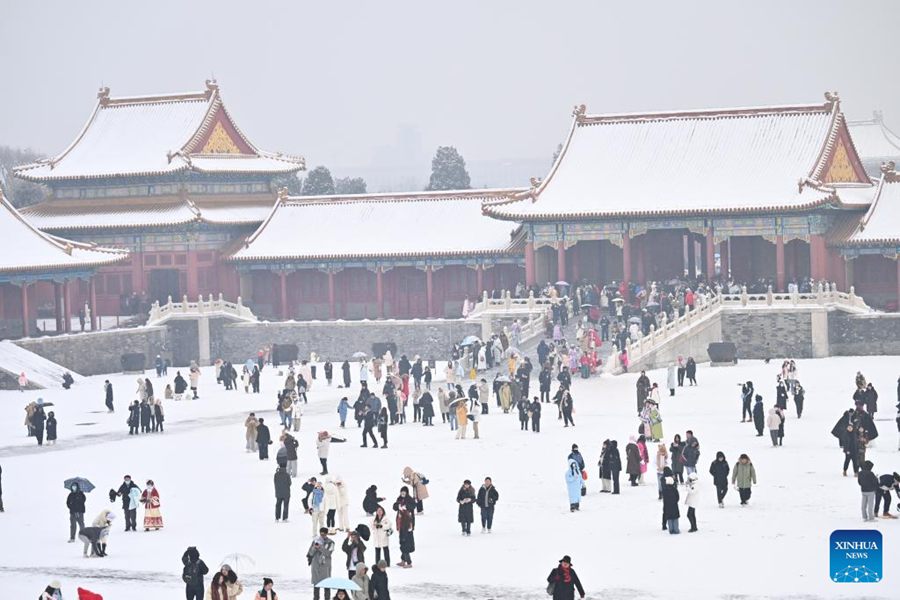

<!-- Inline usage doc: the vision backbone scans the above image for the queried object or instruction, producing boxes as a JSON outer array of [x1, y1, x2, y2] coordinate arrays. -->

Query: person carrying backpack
[[181, 546, 209, 600]]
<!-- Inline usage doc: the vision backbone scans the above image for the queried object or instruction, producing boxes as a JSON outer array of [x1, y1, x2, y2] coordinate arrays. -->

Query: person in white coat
[[324, 477, 340, 532], [335, 476, 350, 531], [359, 361, 369, 386], [766, 407, 783, 447], [667, 364, 677, 396], [684, 472, 700, 532], [468, 396, 481, 440], [370, 505, 392, 566], [383, 351, 394, 375]]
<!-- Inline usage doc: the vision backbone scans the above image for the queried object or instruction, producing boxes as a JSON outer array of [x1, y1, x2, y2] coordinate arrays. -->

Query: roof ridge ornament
[[572, 104, 587, 123], [528, 177, 542, 202], [881, 161, 898, 182], [205, 79, 219, 99], [872, 110, 883, 123], [824, 91, 840, 109], [277, 187, 290, 202], [97, 86, 110, 106]]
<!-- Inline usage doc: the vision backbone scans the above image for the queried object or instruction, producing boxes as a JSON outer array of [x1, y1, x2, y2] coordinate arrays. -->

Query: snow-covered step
[[0, 340, 83, 390]]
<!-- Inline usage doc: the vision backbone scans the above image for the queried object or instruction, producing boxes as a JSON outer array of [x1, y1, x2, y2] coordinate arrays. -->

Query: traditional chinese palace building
[[0, 187, 126, 338], [10, 90, 900, 332], [14, 81, 304, 316]]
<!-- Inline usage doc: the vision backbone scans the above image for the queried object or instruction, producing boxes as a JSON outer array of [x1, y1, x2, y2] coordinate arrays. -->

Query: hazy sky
[[1, 1, 897, 174]]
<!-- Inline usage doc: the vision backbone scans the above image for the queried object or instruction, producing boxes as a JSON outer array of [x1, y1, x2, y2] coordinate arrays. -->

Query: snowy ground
[[0, 355, 898, 599]]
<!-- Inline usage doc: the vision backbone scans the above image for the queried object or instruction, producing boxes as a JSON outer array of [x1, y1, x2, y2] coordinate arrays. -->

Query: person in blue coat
[[565, 459, 582, 512], [337, 397, 350, 428]]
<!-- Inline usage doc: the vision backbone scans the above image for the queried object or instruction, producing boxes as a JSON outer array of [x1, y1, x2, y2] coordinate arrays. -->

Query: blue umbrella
[[460, 335, 481, 346], [315, 577, 360, 591], [64, 477, 95, 493]]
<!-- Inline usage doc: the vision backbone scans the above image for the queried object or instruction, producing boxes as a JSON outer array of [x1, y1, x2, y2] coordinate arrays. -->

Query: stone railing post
[[182, 295, 189, 311], [741, 285, 748, 307], [816, 281, 824, 304], [504, 291, 512, 311], [527, 290, 535, 311], [766, 285, 773, 306]]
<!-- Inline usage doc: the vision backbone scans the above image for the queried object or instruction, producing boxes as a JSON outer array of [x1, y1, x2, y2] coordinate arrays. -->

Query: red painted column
[[131, 252, 144, 294], [810, 234, 827, 281], [524, 242, 536, 287], [621, 231, 632, 290], [63, 280, 72, 333], [279, 272, 288, 320], [636, 237, 645, 284], [571, 244, 580, 282], [89, 277, 98, 330], [556, 241, 566, 283], [426, 266, 434, 318], [896, 260, 900, 310], [53, 282, 63, 332], [20, 283, 29, 338], [775, 235, 785, 291], [706, 229, 716, 280], [376, 268, 384, 318], [476, 265, 484, 296], [328, 271, 336, 319], [720, 240, 729, 279], [186, 251, 199, 298]]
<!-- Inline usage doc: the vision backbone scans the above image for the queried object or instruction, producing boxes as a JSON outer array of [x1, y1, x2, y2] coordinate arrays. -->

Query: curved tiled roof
[[484, 96, 871, 221], [842, 165, 900, 246], [14, 82, 303, 183], [231, 189, 526, 262], [0, 187, 127, 274]]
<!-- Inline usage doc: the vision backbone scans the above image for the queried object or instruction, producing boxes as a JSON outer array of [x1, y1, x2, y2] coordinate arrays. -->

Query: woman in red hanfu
[[140, 479, 163, 531]]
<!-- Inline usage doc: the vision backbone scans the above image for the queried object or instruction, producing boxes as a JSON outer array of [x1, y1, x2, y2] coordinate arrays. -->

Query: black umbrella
[[64, 477, 95, 493], [355, 523, 371, 541]]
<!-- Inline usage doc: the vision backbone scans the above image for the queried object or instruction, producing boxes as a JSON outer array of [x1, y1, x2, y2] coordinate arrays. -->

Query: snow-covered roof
[[847, 112, 900, 176], [0, 187, 127, 274], [484, 95, 872, 221], [22, 194, 276, 232], [843, 165, 900, 246], [231, 189, 526, 262], [14, 81, 304, 183]]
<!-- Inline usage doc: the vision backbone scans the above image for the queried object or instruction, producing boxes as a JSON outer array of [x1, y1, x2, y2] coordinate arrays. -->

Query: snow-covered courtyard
[[0, 354, 898, 599]]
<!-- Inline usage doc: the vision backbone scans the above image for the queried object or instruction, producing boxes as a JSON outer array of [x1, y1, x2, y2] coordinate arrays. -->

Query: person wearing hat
[[350, 562, 370, 600], [253, 577, 278, 600], [661, 474, 680, 534], [546, 555, 585, 600], [40, 580, 62, 600], [369, 560, 391, 599]]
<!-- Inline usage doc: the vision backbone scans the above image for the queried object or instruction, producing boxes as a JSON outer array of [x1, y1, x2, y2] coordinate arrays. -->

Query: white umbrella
[[220, 553, 255, 572], [351, 351, 368, 359], [315, 576, 361, 591]]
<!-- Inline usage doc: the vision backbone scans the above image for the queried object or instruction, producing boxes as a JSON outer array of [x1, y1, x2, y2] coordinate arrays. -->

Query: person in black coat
[[557, 367, 572, 390], [324, 361, 333, 386], [256, 418, 272, 460], [517, 398, 530, 431], [741, 381, 754, 422], [104, 380, 115, 412], [31, 405, 46, 446], [128, 401, 140, 435], [546, 555, 585, 600], [793, 383, 805, 418], [709, 451, 730, 507], [661, 473, 680, 533], [840, 423, 860, 476], [858, 460, 879, 522], [370, 560, 391, 599], [685, 357, 697, 385], [539, 367, 552, 403], [274, 465, 291, 522], [67, 483, 86, 542], [45, 411, 58, 445], [117, 475, 139, 531], [341, 361, 352, 388], [456, 480, 476, 535], [182, 546, 210, 600], [530, 397, 542, 433], [475, 477, 499, 532], [363, 485, 384, 516], [341, 530, 367, 578], [361, 406, 379, 448], [300, 477, 318, 513], [775, 379, 788, 410], [875, 472, 899, 518], [419, 391, 434, 426], [752, 395, 765, 436], [153, 401, 165, 433], [139, 400, 152, 433], [173, 372, 188, 399], [607, 440, 622, 494]]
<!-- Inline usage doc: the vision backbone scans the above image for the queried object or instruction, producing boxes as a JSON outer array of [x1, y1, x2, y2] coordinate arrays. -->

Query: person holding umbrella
[[66, 480, 88, 543], [341, 529, 367, 579], [308, 527, 335, 600]]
